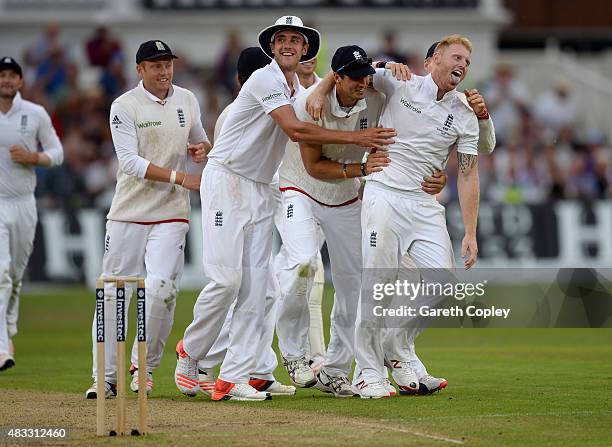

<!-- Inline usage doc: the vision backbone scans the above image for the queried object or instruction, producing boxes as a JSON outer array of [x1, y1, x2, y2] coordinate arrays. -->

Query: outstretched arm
[[269, 104, 396, 150]]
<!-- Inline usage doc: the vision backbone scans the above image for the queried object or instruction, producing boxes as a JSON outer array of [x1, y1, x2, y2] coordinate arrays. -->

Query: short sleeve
[[293, 88, 316, 125], [457, 113, 479, 155], [372, 68, 403, 97], [247, 70, 291, 114]]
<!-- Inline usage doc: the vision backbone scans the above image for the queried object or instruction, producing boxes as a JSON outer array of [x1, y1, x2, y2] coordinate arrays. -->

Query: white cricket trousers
[[197, 255, 279, 380], [382, 254, 428, 378], [91, 219, 188, 383], [0, 196, 36, 356], [356, 182, 454, 383], [183, 162, 275, 384], [277, 190, 361, 376]]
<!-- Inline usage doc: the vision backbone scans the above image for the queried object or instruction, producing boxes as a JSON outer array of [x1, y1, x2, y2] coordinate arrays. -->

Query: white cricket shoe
[[353, 378, 390, 399], [249, 378, 296, 396], [211, 379, 271, 401], [174, 339, 200, 396], [315, 369, 355, 397], [383, 378, 397, 397], [389, 359, 419, 394], [199, 368, 216, 397], [283, 356, 316, 388], [129, 364, 153, 395], [417, 375, 448, 395], [0, 355, 15, 372], [85, 380, 117, 399]]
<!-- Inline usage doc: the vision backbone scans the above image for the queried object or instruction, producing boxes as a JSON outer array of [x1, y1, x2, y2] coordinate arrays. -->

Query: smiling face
[[334, 73, 369, 107], [269, 29, 308, 71], [0, 69, 22, 100], [297, 57, 317, 77], [137, 57, 173, 99], [432, 42, 471, 93]]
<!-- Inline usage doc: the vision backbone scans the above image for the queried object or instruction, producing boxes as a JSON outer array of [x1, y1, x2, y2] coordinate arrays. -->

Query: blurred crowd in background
[[17, 24, 612, 213]]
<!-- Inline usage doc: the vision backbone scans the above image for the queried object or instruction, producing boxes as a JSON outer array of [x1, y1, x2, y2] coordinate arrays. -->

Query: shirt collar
[[329, 86, 367, 118], [138, 80, 174, 105], [423, 74, 456, 102], [1, 91, 23, 116], [269, 59, 301, 99]]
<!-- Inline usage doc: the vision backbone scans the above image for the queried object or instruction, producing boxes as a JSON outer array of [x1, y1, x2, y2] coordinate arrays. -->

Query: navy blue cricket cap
[[0, 57, 23, 77], [425, 41, 440, 60], [331, 45, 375, 80], [237, 47, 269, 80], [136, 40, 178, 64]]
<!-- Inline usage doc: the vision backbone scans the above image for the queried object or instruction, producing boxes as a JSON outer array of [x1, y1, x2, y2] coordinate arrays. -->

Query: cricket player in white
[[0, 57, 63, 372], [196, 47, 295, 397], [175, 15, 396, 402], [86, 40, 209, 399], [277, 45, 392, 395], [197, 51, 325, 397], [355, 35, 481, 398], [379, 41, 496, 395]]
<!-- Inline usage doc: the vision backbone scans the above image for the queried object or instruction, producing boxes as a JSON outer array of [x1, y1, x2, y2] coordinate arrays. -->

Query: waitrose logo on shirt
[[262, 92, 284, 102], [137, 121, 162, 129]]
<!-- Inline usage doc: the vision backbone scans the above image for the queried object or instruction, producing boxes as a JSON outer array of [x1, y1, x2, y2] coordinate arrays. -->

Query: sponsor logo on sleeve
[[262, 92, 284, 103]]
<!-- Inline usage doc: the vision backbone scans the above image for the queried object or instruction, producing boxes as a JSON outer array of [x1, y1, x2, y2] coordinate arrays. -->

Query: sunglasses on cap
[[336, 57, 373, 74]]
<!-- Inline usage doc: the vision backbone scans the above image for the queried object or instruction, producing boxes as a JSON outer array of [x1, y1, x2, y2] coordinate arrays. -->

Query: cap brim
[[343, 64, 376, 80], [138, 53, 178, 63], [0, 63, 22, 76], [257, 24, 320, 63]]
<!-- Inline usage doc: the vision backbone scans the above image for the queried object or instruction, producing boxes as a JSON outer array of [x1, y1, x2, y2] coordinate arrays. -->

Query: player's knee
[[0, 265, 12, 291], [146, 275, 178, 310], [207, 270, 241, 300], [295, 255, 319, 279]]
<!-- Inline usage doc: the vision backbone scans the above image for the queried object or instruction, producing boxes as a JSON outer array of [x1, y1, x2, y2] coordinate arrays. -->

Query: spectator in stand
[[214, 31, 243, 97], [533, 79, 577, 134], [374, 31, 406, 64], [35, 44, 70, 99], [481, 63, 529, 144], [85, 26, 122, 68]]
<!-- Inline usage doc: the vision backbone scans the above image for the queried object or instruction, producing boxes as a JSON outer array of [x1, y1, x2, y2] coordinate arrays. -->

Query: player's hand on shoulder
[[421, 170, 447, 195], [463, 89, 488, 118], [385, 62, 411, 81], [306, 90, 326, 121], [188, 142, 209, 163], [181, 173, 201, 192], [461, 234, 478, 270], [355, 127, 396, 151], [365, 149, 390, 174], [9, 145, 38, 165]]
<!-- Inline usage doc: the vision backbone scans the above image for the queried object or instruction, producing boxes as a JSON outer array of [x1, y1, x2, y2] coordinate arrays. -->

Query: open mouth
[[450, 69, 462, 84]]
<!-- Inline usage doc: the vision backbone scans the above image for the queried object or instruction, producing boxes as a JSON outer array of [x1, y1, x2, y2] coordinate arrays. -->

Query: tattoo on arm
[[457, 153, 478, 174]]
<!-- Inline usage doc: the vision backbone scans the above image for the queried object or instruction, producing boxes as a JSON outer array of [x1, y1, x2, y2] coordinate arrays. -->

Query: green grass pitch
[[1, 285, 611, 446]]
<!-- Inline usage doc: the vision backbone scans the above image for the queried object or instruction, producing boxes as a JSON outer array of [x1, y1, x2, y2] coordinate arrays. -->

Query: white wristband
[[169, 170, 177, 185]]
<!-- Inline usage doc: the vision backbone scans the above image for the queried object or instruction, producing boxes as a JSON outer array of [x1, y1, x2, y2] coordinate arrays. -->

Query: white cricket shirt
[[369, 70, 479, 197], [107, 81, 208, 223], [0, 92, 63, 198], [207, 59, 301, 184]]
